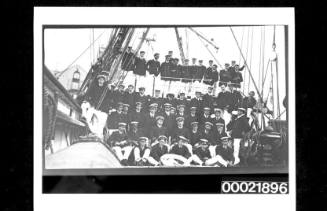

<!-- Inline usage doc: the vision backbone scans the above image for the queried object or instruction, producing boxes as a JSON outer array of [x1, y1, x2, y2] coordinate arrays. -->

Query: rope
[[243, 27, 250, 94], [57, 30, 106, 79], [239, 27, 245, 65], [230, 27, 263, 103], [247, 27, 254, 94]]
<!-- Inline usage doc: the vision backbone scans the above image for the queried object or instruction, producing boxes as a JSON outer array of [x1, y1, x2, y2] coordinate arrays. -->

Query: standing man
[[129, 101, 146, 129], [190, 58, 198, 82], [148, 135, 169, 166], [133, 51, 147, 77], [106, 102, 126, 129], [210, 64, 219, 86], [211, 108, 225, 127], [203, 60, 214, 85], [149, 115, 168, 145], [216, 84, 232, 113], [121, 46, 135, 72], [176, 92, 189, 109], [202, 86, 215, 111], [123, 85, 135, 108], [242, 91, 257, 117], [226, 107, 251, 165], [199, 107, 212, 128], [190, 91, 203, 116], [185, 106, 198, 129], [108, 122, 132, 166], [146, 53, 161, 76], [228, 83, 243, 113], [134, 87, 149, 111], [231, 64, 244, 89], [171, 117, 191, 144], [195, 60, 206, 82], [219, 63, 232, 87], [149, 89, 163, 112], [189, 121, 202, 147]]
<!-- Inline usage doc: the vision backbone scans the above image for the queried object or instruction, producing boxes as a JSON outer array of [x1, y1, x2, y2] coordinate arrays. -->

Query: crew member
[[128, 136, 151, 166], [148, 135, 169, 166], [146, 53, 161, 76]]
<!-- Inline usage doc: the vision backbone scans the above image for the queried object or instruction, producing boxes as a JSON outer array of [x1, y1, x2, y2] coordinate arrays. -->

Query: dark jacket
[[150, 143, 169, 162], [133, 57, 147, 76], [170, 144, 191, 158], [108, 131, 128, 147], [171, 127, 191, 143], [216, 91, 231, 110], [146, 59, 161, 76], [121, 52, 135, 71], [149, 125, 168, 142], [159, 62, 170, 80], [194, 147, 211, 161], [227, 114, 251, 139], [215, 145, 234, 162]]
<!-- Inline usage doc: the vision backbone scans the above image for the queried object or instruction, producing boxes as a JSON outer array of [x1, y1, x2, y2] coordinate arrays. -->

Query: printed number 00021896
[[221, 181, 288, 194]]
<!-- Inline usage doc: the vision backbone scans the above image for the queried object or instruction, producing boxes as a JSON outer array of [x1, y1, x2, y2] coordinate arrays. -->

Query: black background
[[3, 0, 326, 211]]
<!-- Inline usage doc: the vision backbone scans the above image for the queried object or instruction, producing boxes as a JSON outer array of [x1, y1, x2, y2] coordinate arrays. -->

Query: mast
[[174, 27, 186, 65]]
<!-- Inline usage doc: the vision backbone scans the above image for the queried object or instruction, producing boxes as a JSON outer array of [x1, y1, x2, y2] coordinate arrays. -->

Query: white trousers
[[233, 138, 242, 165], [112, 146, 133, 161], [205, 155, 229, 167], [209, 145, 217, 158]]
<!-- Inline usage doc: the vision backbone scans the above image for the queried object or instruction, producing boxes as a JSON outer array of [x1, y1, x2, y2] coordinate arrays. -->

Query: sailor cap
[[158, 135, 168, 141], [130, 121, 139, 125], [238, 107, 246, 112], [205, 121, 213, 126], [191, 121, 199, 126], [96, 74, 106, 79], [203, 107, 211, 111], [118, 122, 127, 127], [176, 116, 185, 122], [156, 115, 165, 121], [178, 136, 189, 142], [139, 136, 148, 141], [216, 122, 224, 127], [200, 138, 209, 143], [164, 103, 172, 107]]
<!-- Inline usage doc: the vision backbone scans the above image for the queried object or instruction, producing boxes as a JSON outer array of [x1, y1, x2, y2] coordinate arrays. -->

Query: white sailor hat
[[135, 101, 142, 106], [238, 107, 246, 112], [164, 103, 172, 107], [117, 102, 124, 106], [190, 106, 197, 110], [139, 136, 148, 142], [191, 121, 199, 126], [118, 122, 127, 127], [216, 122, 224, 127], [200, 138, 209, 143], [214, 108, 222, 112], [156, 115, 165, 121], [205, 121, 213, 127], [97, 74, 106, 80], [177, 104, 185, 108], [130, 121, 139, 125], [232, 110, 238, 115], [203, 107, 211, 111], [176, 116, 185, 122], [221, 136, 231, 141], [150, 103, 158, 107], [178, 136, 189, 142], [118, 84, 125, 88], [170, 107, 176, 111], [123, 104, 130, 107], [158, 135, 167, 141]]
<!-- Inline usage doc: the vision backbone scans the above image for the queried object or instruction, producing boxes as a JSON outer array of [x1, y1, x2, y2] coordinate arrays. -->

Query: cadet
[[199, 107, 212, 127], [170, 136, 192, 160], [214, 122, 227, 145], [195, 59, 206, 82], [146, 53, 161, 76], [149, 115, 168, 145], [128, 136, 151, 166], [189, 139, 211, 166], [189, 121, 202, 147], [133, 51, 147, 76], [85, 74, 107, 107], [134, 87, 149, 110], [219, 63, 232, 87], [203, 60, 214, 85], [121, 46, 135, 72], [159, 55, 171, 81], [169, 58, 180, 81], [148, 135, 169, 166], [201, 121, 215, 146], [209, 64, 219, 86], [226, 107, 251, 165], [123, 84, 135, 107], [185, 106, 198, 129], [165, 93, 177, 108], [180, 59, 192, 83], [228, 83, 243, 112], [190, 58, 198, 82], [190, 91, 203, 114], [231, 64, 244, 88], [171, 117, 191, 144], [176, 92, 189, 109], [114, 84, 126, 105], [206, 136, 234, 167], [127, 121, 144, 146], [211, 108, 225, 127], [109, 122, 132, 165], [176, 104, 187, 120], [143, 104, 157, 135], [129, 101, 146, 128], [216, 84, 232, 111], [107, 102, 127, 129], [202, 86, 215, 110]]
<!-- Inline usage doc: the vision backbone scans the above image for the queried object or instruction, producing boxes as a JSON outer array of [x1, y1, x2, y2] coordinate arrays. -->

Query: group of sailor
[[121, 48, 245, 87], [85, 83, 257, 167]]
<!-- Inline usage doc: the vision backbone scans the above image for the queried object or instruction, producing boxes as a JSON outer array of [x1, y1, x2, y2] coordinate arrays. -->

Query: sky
[[44, 26, 287, 119]]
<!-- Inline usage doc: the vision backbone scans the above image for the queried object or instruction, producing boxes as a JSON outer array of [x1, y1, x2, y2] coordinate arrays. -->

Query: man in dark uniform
[[189, 139, 211, 165], [148, 135, 169, 166], [123, 84, 135, 108], [228, 84, 243, 113], [143, 104, 157, 135], [162, 103, 174, 134], [199, 107, 212, 128], [242, 91, 257, 109], [209, 64, 219, 86], [165, 93, 177, 108], [149, 115, 168, 145], [170, 136, 192, 160], [108, 122, 132, 165], [176, 92, 189, 109], [211, 108, 225, 127], [122, 104, 131, 125], [216, 84, 232, 111], [185, 106, 198, 129], [133, 51, 147, 76], [128, 136, 151, 166], [214, 122, 227, 145], [189, 121, 202, 147], [201, 121, 215, 146], [134, 87, 149, 111], [176, 104, 187, 120], [114, 84, 126, 106], [203, 60, 214, 85], [195, 60, 206, 82], [149, 90, 163, 112], [85, 74, 107, 107], [127, 121, 144, 146], [121, 46, 135, 72], [180, 59, 192, 83], [168, 58, 180, 82], [170, 117, 191, 144], [106, 102, 127, 129], [202, 86, 215, 111], [98, 82, 114, 113], [231, 64, 244, 88], [226, 107, 251, 165], [146, 53, 161, 76], [206, 136, 234, 167], [128, 101, 146, 129], [190, 58, 198, 82], [159, 55, 171, 81], [190, 91, 203, 116], [219, 63, 232, 87]]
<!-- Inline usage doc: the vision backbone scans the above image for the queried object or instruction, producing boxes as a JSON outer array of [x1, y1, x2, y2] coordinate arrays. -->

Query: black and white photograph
[[35, 7, 295, 211]]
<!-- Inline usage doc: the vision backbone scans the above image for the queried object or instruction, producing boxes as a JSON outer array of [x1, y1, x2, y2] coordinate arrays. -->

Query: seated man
[[171, 117, 191, 144], [169, 136, 192, 164], [189, 139, 211, 166], [205, 136, 234, 167], [149, 115, 168, 145], [189, 121, 202, 147], [128, 136, 151, 166], [148, 135, 169, 166], [108, 122, 133, 165]]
